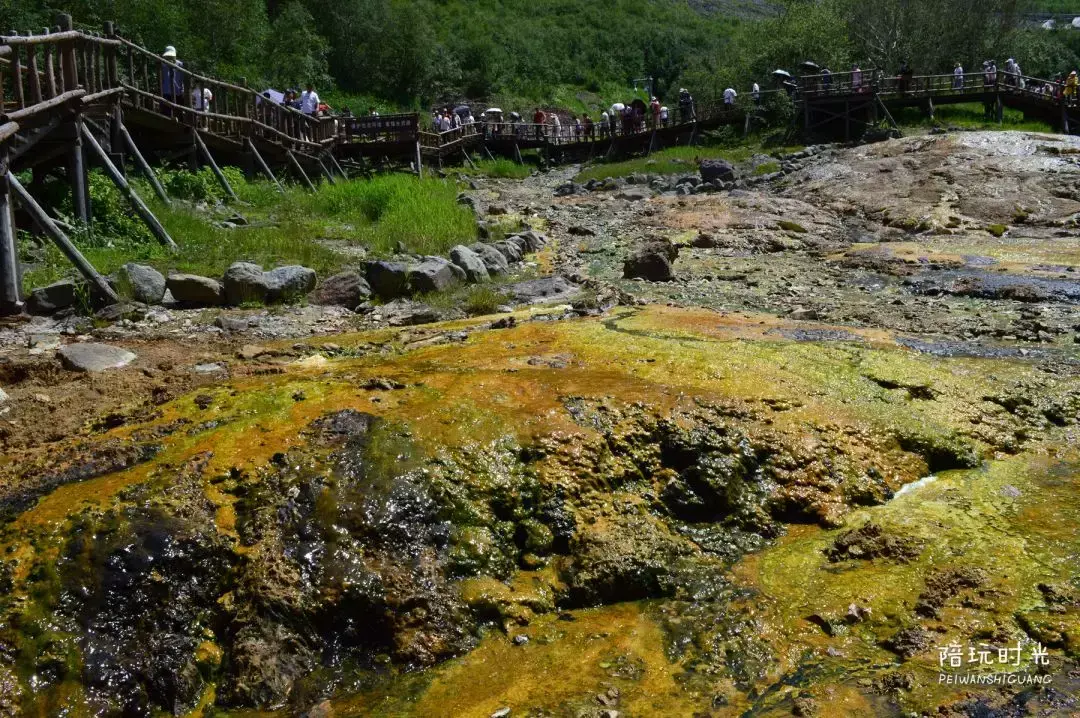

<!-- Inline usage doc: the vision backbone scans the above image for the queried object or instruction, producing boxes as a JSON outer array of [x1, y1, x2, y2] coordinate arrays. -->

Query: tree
[[265, 1, 329, 89]]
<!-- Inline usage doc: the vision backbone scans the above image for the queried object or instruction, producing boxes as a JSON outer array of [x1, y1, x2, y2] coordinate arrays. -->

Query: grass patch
[[574, 139, 803, 183], [894, 102, 1054, 134], [416, 283, 511, 316], [459, 158, 533, 180], [21, 172, 476, 293], [753, 161, 781, 176]]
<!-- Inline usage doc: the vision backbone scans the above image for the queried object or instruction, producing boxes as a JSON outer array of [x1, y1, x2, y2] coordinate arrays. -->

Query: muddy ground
[[0, 131, 1079, 717]]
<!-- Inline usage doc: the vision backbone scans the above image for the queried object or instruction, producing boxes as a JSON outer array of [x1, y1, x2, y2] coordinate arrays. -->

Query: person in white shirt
[[851, 65, 862, 91], [659, 106, 668, 126], [192, 84, 213, 112], [439, 113, 451, 132], [551, 113, 561, 143], [723, 87, 737, 106], [752, 82, 760, 105], [953, 63, 964, 90], [300, 83, 320, 116]]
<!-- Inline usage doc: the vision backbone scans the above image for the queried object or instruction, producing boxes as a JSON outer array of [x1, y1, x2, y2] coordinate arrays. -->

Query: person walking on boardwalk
[[533, 108, 546, 140], [659, 105, 669, 126], [752, 82, 760, 105], [851, 65, 862, 92], [599, 110, 609, 138], [678, 88, 695, 123], [723, 87, 737, 107], [1066, 71, 1078, 103], [301, 83, 321, 116], [584, 114, 594, 140], [650, 96, 661, 128], [551, 112, 562, 143], [953, 63, 964, 90], [160, 46, 184, 117]]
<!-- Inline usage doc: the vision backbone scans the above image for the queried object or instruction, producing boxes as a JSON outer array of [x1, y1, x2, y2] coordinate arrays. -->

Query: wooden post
[[9, 172, 119, 304], [329, 153, 348, 180], [80, 123, 177, 249], [120, 123, 170, 205], [317, 157, 336, 184], [414, 140, 423, 178], [245, 138, 284, 193], [56, 14, 76, 92], [193, 130, 238, 201], [69, 116, 91, 224], [286, 150, 316, 191], [0, 152, 22, 315]]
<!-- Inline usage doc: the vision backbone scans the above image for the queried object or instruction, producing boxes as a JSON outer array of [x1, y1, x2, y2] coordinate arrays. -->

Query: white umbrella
[[609, 102, 626, 114], [1073, 16, 1080, 27], [483, 108, 503, 114]]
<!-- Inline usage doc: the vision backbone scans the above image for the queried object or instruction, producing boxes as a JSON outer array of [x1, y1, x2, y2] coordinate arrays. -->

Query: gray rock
[[504, 276, 580, 304], [623, 239, 678, 282], [311, 271, 372, 307], [492, 240, 523, 263], [58, 342, 136, 372], [789, 307, 820, 320], [119, 263, 166, 304], [215, 315, 250, 332], [222, 262, 270, 306], [377, 299, 443, 326], [408, 257, 460, 294], [506, 235, 530, 256], [365, 260, 410, 300], [27, 279, 78, 315], [520, 230, 547, 251], [265, 265, 317, 303], [491, 709, 511, 718], [615, 189, 650, 201], [699, 158, 736, 184], [0, 387, 9, 404], [167, 273, 223, 306], [470, 243, 510, 275], [449, 245, 490, 283]]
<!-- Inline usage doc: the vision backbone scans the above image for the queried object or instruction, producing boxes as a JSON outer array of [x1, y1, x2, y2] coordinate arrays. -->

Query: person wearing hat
[[160, 45, 184, 117], [1066, 70, 1078, 102], [650, 96, 661, 128], [678, 88, 695, 123]]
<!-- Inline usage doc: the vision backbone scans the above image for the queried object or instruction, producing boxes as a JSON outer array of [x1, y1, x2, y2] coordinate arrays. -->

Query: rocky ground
[[0, 131, 1079, 717]]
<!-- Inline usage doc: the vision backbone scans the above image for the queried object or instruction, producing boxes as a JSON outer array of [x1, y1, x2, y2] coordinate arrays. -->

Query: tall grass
[[460, 158, 533, 179], [574, 141, 803, 183], [21, 173, 476, 292], [893, 102, 1053, 133]]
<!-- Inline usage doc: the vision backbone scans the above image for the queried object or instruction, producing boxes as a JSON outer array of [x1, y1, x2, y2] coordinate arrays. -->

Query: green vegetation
[[893, 103, 1055, 134], [459, 158, 533, 180], [20, 170, 475, 291], [573, 139, 803, 183]]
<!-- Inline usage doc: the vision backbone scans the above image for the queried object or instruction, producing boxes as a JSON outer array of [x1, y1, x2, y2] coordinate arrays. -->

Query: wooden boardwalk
[[4, 15, 1080, 314]]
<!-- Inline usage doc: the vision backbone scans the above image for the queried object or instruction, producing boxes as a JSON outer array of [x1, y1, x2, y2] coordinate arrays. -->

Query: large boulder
[[167, 273, 223, 306], [58, 343, 136, 372], [699, 159, 735, 184], [26, 279, 78, 315], [311, 271, 372, 308], [623, 239, 679, 282], [376, 299, 443, 327], [365, 261, 410, 300], [492, 241, 523, 263], [449, 245, 489, 283], [519, 230, 548, 252], [265, 265, 317, 303], [407, 257, 460, 294], [222, 262, 270, 306], [119, 263, 166, 304], [470, 243, 510, 275], [504, 276, 580, 304]]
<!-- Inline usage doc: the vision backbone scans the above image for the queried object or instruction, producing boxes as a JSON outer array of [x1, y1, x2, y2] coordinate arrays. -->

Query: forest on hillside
[[5, 0, 1080, 109]]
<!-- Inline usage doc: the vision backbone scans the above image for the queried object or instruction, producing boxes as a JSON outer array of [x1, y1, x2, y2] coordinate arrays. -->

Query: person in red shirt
[[650, 97, 661, 128], [533, 108, 546, 140]]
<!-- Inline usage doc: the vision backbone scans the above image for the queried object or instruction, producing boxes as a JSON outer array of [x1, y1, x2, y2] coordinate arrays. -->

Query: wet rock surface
[[3, 132, 1080, 717]]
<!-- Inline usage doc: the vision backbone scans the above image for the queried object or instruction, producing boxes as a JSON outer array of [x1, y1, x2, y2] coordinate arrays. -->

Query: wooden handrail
[[0, 121, 19, 143], [2, 88, 84, 121], [0, 31, 82, 45]]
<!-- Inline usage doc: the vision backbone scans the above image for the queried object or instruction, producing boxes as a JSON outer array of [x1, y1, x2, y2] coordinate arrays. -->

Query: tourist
[[191, 81, 212, 113], [584, 114, 594, 140], [533, 108, 546, 140], [160, 46, 184, 116], [622, 104, 634, 135], [899, 61, 912, 93], [369, 106, 379, 116], [1065, 71, 1078, 103], [551, 112, 561, 143], [650, 96, 661, 128], [599, 110, 609, 138], [822, 68, 832, 91], [953, 63, 964, 90], [301, 83, 320, 116], [752, 81, 761, 105], [723, 86, 737, 107], [851, 64, 862, 92], [1013, 59, 1023, 89], [659, 105, 669, 126], [678, 88, 695, 123]]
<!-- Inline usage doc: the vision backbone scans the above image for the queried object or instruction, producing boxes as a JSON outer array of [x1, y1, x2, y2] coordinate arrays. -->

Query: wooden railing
[[0, 22, 91, 122]]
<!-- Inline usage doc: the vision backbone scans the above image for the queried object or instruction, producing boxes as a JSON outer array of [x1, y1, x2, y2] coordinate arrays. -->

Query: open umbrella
[[483, 108, 503, 114], [509, 111, 522, 120], [772, 69, 792, 79], [609, 102, 626, 114], [800, 61, 820, 73], [454, 105, 471, 116]]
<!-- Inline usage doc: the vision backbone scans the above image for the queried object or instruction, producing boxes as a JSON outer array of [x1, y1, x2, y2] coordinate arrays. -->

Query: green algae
[[2, 306, 1079, 715]]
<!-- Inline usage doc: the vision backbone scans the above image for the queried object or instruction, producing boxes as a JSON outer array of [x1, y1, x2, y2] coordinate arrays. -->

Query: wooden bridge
[[3, 15, 1080, 315]]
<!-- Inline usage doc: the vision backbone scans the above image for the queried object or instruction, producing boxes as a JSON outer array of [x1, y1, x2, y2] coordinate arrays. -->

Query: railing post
[[0, 148, 22, 315], [103, 21, 118, 88], [56, 14, 78, 93]]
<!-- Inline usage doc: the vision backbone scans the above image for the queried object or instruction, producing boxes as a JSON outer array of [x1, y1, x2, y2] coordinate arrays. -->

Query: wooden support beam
[[9, 172, 119, 304], [119, 122, 170, 205], [329, 153, 348, 180], [193, 130, 238, 201], [80, 123, 177, 249], [286, 150, 316, 191], [414, 140, 423, 178], [246, 138, 284, 193], [69, 117, 90, 224], [0, 158, 22, 315], [317, 157, 336, 185]]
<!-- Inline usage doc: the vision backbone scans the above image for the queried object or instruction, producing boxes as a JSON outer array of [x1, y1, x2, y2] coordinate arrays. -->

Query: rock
[[492, 241, 523, 263], [506, 235, 530, 257], [408, 257, 460, 294], [119, 263, 166, 304], [377, 299, 443, 327], [623, 239, 678, 282], [615, 189, 649, 202], [449, 246, 490, 283], [691, 232, 718, 248], [512, 634, 529, 646], [699, 158, 735, 184], [554, 181, 583, 196], [490, 709, 511, 718], [222, 262, 270, 306], [568, 225, 596, 236], [237, 344, 269, 360], [166, 273, 223, 306], [365, 261, 410, 300], [0, 388, 8, 404], [265, 266, 317, 302], [520, 230, 546, 252], [27, 279, 78, 315], [789, 308, 819, 321], [311, 271, 373, 308], [58, 343, 136, 372], [193, 363, 226, 374], [503, 276, 580, 304], [215, 315, 250, 332], [487, 204, 508, 215], [470, 243, 510, 275]]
